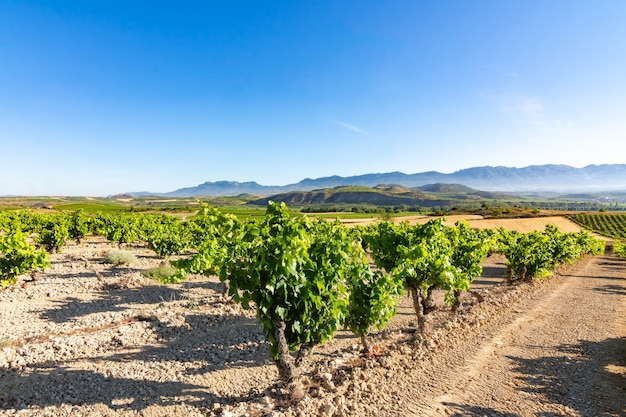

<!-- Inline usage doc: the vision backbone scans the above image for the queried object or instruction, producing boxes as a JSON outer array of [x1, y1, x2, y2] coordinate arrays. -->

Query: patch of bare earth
[[0, 228, 624, 416]]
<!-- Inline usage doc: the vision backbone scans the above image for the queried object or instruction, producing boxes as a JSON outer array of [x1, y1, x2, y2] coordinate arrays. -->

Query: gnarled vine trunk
[[409, 286, 429, 332], [410, 286, 438, 332], [272, 319, 298, 383]]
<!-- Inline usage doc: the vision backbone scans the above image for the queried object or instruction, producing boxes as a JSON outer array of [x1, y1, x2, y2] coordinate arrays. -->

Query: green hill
[[248, 183, 505, 208]]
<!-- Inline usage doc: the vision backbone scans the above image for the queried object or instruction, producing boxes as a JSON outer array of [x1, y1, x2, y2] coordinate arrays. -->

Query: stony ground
[[0, 231, 624, 417]]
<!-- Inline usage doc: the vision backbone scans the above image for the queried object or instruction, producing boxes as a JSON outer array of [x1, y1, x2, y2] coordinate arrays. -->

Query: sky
[[1, 1, 625, 196]]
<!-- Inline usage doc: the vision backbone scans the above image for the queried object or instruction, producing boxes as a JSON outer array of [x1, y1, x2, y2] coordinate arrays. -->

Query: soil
[[0, 217, 624, 417], [343, 215, 588, 234]]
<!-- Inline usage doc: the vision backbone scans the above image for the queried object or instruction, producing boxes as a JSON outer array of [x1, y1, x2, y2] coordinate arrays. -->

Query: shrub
[[142, 265, 177, 281], [103, 250, 136, 266]]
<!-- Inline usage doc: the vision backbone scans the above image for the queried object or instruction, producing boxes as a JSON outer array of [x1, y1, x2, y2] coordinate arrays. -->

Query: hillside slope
[[247, 185, 477, 207]]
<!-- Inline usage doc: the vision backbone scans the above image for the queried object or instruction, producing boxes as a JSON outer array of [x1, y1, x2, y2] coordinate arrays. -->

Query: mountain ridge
[[247, 184, 515, 208], [127, 164, 626, 197]]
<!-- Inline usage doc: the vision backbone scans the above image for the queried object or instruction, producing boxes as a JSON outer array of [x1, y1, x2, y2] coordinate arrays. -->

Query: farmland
[[568, 213, 626, 239], [0, 205, 624, 416]]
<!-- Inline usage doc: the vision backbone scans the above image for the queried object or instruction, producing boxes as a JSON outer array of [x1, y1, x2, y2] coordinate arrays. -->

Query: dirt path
[[401, 254, 626, 417]]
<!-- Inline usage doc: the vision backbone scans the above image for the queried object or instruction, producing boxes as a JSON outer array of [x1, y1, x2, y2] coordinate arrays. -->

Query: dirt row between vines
[[0, 216, 624, 416]]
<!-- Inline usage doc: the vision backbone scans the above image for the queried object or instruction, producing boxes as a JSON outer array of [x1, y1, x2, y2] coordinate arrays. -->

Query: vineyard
[[567, 212, 626, 239], [0, 206, 621, 416], [567, 212, 626, 257]]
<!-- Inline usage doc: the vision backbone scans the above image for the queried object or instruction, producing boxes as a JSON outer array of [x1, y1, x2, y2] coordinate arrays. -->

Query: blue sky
[[1, 1, 625, 196]]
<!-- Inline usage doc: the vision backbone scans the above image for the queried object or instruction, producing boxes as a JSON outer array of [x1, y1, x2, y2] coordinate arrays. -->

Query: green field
[[2, 189, 625, 222], [567, 213, 626, 239]]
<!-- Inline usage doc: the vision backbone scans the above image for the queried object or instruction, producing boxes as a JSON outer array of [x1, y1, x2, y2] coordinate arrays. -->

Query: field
[[568, 213, 626, 239], [3, 191, 625, 220], [1, 212, 624, 416], [340, 213, 589, 233]]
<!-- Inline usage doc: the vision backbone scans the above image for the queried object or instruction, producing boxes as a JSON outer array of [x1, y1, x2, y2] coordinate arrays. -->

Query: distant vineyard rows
[[567, 213, 626, 239]]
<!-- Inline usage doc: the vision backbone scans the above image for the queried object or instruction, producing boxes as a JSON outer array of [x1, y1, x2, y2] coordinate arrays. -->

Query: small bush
[[141, 265, 177, 282], [103, 250, 137, 266]]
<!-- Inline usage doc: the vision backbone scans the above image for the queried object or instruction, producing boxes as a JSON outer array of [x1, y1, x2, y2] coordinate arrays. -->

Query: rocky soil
[[0, 235, 624, 417]]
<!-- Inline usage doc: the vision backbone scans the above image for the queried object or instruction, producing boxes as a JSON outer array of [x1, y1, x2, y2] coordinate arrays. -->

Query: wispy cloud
[[334, 120, 371, 136], [481, 91, 575, 137], [478, 92, 544, 116], [513, 99, 575, 133], [517, 97, 543, 115]]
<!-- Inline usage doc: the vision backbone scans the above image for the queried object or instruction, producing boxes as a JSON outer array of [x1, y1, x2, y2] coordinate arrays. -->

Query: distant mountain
[[163, 181, 286, 197], [127, 164, 626, 197]]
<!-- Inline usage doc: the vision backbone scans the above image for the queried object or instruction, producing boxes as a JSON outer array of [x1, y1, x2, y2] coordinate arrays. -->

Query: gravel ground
[[0, 236, 624, 417]]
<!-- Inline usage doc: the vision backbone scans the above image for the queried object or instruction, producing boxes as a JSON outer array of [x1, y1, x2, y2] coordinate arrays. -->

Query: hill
[[247, 184, 515, 208]]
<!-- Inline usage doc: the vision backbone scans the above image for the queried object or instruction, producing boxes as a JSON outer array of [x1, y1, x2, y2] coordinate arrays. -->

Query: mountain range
[[128, 164, 626, 197]]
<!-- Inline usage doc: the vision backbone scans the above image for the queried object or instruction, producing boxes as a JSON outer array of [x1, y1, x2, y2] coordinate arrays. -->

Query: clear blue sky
[[1, 1, 625, 196]]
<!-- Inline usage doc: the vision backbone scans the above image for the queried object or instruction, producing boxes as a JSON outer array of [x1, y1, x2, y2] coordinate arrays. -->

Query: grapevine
[[221, 202, 374, 386], [0, 231, 49, 288]]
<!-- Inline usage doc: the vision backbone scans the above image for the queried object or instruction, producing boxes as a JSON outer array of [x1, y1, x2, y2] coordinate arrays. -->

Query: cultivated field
[[0, 214, 624, 416], [341, 214, 590, 234]]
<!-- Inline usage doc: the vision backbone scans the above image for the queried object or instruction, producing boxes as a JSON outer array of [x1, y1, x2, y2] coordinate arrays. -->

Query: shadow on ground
[[507, 337, 626, 416]]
